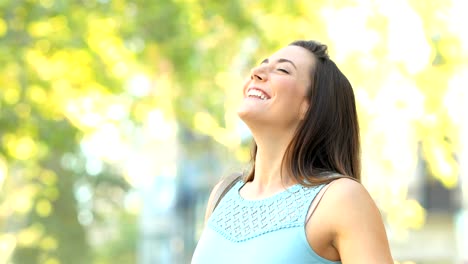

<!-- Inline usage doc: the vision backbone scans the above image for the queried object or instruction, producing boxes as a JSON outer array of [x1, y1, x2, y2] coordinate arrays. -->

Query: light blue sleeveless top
[[192, 180, 341, 264]]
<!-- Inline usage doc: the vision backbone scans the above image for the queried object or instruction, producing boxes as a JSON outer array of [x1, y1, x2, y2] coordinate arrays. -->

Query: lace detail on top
[[208, 181, 324, 242]]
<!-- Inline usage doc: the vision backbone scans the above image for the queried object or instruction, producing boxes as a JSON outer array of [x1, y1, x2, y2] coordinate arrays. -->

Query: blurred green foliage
[[0, 0, 466, 263]]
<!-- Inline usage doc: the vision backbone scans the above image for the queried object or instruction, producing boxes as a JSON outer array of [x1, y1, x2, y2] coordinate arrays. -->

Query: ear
[[299, 99, 309, 120]]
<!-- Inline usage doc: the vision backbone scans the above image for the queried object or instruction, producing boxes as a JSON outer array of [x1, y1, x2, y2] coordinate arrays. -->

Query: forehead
[[269, 45, 315, 72]]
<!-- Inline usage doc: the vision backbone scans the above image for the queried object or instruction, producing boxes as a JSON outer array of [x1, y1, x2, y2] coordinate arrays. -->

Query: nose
[[250, 65, 267, 81]]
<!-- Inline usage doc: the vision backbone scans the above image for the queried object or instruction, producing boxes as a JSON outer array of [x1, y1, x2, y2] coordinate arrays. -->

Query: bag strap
[[206, 172, 243, 220]]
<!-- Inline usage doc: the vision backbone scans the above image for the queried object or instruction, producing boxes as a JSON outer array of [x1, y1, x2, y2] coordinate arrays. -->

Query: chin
[[237, 109, 266, 129], [236, 108, 249, 121], [237, 103, 257, 119]]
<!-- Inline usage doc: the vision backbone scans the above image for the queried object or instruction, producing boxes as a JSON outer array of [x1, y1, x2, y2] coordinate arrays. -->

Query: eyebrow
[[261, 58, 297, 69]]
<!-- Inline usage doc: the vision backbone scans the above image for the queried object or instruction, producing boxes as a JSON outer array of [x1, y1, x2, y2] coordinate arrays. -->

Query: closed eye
[[277, 68, 289, 74]]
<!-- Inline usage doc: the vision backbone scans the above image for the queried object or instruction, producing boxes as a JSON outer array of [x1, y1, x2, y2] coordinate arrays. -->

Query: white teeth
[[247, 89, 268, 100]]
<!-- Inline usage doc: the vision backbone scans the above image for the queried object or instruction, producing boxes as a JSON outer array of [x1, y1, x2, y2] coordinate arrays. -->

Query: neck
[[249, 127, 298, 190]]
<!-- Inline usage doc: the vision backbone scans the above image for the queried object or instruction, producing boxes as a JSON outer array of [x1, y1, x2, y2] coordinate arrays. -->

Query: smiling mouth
[[246, 88, 270, 100]]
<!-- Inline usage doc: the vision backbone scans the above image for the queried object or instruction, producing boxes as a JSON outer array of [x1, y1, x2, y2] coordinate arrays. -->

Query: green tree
[[1, 0, 466, 263]]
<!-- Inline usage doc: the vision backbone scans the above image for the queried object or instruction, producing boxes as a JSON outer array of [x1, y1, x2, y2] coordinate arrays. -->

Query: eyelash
[[277, 68, 289, 74]]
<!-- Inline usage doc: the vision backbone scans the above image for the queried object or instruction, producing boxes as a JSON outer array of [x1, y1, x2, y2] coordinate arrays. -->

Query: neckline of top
[[236, 180, 302, 203]]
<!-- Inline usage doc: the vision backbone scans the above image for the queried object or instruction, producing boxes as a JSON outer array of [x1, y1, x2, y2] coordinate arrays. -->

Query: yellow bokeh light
[[0, 18, 7, 37], [12, 185, 39, 214], [27, 85, 48, 105], [36, 199, 53, 217], [0, 234, 16, 264], [6, 135, 38, 161], [85, 16, 133, 80], [40, 236, 58, 251], [27, 15, 67, 37], [213, 129, 240, 149], [39, 0, 54, 8], [44, 257, 60, 264], [17, 224, 44, 247], [27, 21, 53, 37], [194, 111, 217, 134], [132, 102, 152, 123], [388, 199, 426, 232], [3, 87, 20, 105], [235, 147, 251, 163], [427, 146, 459, 188], [112, 61, 129, 77], [13, 194, 33, 214], [0, 156, 7, 191], [40, 170, 57, 186]]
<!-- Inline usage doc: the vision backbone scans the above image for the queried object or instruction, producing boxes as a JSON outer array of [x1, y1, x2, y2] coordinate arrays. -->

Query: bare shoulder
[[323, 178, 382, 228], [321, 178, 393, 263], [203, 181, 224, 224], [325, 178, 373, 207]]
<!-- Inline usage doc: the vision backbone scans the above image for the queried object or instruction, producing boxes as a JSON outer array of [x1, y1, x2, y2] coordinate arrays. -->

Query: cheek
[[275, 78, 296, 93], [283, 85, 309, 115], [276, 86, 308, 117], [282, 83, 308, 104], [271, 77, 307, 105]]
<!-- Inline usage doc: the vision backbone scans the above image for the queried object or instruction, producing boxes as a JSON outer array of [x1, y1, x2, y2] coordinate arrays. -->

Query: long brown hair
[[244, 40, 361, 186]]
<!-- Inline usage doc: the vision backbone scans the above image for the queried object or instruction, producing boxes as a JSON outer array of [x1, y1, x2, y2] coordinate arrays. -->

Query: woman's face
[[237, 45, 315, 130]]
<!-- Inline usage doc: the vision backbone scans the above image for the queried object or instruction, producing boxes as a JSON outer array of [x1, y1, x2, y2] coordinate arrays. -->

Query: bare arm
[[331, 179, 393, 263]]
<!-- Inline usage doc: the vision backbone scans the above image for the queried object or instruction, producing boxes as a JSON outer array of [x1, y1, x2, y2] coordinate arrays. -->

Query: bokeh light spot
[[0, 18, 7, 37], [36, 199, 53, 217], [17, 224, 44, 247], [44, 257, 60, 264], [40, 236, 58, 251]]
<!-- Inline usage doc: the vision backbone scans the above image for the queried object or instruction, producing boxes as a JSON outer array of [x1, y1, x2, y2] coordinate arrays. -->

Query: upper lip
[[246, 87, 271, 99]]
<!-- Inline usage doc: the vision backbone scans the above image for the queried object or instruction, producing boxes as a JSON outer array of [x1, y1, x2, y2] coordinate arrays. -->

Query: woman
[[192, 40, 393, 263]]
